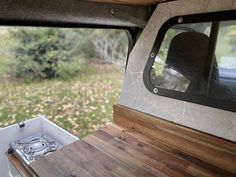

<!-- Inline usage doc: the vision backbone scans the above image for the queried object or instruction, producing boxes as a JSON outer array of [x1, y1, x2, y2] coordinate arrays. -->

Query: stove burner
[[9, 132, 59, 165], [23, 141, 46, 154]]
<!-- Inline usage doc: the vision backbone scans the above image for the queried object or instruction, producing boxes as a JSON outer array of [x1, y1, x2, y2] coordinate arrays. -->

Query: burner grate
[[9, 132, 59, 165]]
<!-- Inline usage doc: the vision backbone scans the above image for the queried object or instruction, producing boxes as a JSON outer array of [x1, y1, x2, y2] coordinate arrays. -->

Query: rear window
[[144, 11, 236, 112], [0, 27, 129, 137]]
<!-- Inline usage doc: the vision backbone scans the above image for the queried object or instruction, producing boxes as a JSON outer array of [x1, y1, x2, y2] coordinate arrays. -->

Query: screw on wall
[[153, 88, 159, 94], [150, 53, 155, 58], [178, 17, 184, 23], [110, 9, 115, 15]]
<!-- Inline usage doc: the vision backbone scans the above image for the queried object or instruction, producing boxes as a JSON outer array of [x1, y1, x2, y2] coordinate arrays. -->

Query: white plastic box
[[0, 116, 79, 177]]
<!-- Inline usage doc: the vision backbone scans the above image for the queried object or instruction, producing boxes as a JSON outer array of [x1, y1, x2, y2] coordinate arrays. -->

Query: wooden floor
[[29, 124, 235, 177]]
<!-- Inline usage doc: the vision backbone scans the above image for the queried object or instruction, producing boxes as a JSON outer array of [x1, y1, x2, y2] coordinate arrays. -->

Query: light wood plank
[[6, 153, 32, 177]]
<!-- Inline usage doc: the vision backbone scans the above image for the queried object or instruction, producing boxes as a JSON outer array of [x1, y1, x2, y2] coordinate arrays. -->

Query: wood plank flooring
[[29, 124, 235, 177]]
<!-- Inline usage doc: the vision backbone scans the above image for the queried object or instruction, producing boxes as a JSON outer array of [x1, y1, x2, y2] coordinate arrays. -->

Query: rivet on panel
[[178, 17, 184, 23], [153, 88, 159, 93], [150, 53, 155, 58], [111, 9, 115, 15]]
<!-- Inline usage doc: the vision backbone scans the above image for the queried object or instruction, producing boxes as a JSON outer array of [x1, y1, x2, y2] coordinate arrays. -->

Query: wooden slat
[[44, 150, 92, 177], [14, 104, 235, 176], [83, 135, 163, 177], [93, 131, 192, 177], [108, 124, 231, 176], [30, 157, 66, 177], [100, 125, 233, 177], [113, 104, 236, 175], [27, 123, 235, 177], [88, 0, 164, 6], [6, 153, 32, 177]]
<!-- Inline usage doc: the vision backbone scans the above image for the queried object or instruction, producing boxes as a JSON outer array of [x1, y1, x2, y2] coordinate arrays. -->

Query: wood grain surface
[[114, 104, 236, 174], [29, 124, 235, 176], [9, 104, 236, 176]]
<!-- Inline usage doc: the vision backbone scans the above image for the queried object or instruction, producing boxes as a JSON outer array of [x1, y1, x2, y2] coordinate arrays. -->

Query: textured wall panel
[[120, 0, 236, 142], [0, 0, 150, 27]]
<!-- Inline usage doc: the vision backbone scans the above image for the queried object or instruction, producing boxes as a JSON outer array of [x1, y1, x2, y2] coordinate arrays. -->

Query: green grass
[[0, 57, 10, 76], [0, 63, 123, 138]]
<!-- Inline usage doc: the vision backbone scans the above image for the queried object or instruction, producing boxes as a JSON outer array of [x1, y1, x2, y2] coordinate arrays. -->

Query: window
[[0, 27, 129, 137], [210, 20, 236, 102], [144, 11, 236, 112], [150, 22, 211, 93]]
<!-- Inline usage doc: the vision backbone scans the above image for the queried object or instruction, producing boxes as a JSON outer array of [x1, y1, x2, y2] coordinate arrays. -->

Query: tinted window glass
[[150, 22, 212, 94], [209, 21, 236, 101]]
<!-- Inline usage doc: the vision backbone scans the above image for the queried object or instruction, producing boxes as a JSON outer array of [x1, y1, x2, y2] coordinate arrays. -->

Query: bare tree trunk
[[92, 30, 128, 67]]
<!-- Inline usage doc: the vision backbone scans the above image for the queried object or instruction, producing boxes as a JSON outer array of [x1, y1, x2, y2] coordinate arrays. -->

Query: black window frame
[[143, 10, 236, 113]]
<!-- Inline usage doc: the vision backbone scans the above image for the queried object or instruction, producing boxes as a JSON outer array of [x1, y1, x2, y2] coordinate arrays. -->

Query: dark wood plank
[[114, 105, 236, 153], [28, 124, 235, 177], [94, 132, 194, 177], [83, 134, 165, 177], [61, 142, 117, 177], [113, 104, 236, 174], [45, 150, 92, 177], [27, 107, 236, 177], [30, 157, 66, 177], [99, 126, 233, 177], [62, 140, 140, 177], [108, 125, 234, 177], [98, 128, 189, 170]]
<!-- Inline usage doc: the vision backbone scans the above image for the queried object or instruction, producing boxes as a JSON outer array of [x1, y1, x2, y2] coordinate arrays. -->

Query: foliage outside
[[0, 27, 128, 137], [0, 27, 128, 80]]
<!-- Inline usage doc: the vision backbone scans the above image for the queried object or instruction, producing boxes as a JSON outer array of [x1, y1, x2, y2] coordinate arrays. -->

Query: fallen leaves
[[0, 64, 123, 137]]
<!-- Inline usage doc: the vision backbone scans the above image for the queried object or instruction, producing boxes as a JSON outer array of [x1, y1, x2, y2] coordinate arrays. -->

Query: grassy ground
[[0, 63, 123, 137]]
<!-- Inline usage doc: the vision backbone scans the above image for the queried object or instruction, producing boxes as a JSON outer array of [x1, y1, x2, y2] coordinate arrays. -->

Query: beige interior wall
[[119, 0, 236, 142]]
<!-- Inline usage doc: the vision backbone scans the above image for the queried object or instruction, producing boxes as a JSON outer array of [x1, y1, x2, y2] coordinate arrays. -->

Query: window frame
[[143, 10, 236, 113]]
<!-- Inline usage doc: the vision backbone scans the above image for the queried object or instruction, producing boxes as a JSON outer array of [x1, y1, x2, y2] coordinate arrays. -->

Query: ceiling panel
[[88, 0, 165, 6]]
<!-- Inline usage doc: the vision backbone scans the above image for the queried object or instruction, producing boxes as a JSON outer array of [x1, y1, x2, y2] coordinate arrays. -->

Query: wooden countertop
[[26, 124, 234, 177], [7, 105, 236, 177]]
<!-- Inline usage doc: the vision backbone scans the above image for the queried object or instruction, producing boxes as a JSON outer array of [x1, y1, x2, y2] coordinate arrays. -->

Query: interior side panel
[[119, 0, 236, 142]]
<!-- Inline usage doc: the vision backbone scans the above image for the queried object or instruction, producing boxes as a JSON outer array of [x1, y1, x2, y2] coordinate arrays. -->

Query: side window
[[209, 21, 236, 101], [150, 22, 212, 93], [150, 28, 189, 93], [144, 12, 236, 112]]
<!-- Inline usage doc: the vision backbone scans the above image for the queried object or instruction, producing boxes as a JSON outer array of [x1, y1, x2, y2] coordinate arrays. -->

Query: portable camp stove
[[9, 132, 59, 165]]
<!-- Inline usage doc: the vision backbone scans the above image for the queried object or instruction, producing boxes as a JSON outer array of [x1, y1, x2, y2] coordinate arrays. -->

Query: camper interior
[[0, 0, 236, 177]]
